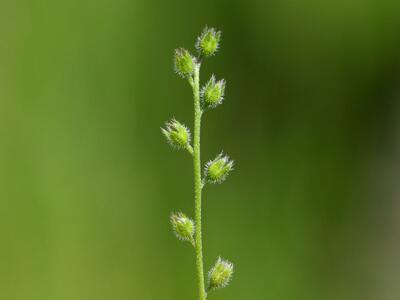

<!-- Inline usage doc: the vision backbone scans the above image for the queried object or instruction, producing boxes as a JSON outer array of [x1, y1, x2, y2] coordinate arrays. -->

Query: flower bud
[[170, 212, 195, 245], [161, 119, 191, 149], [196, 27, 221, 57], [201, 75, 225, 108], [208, 257, 234, 291], [174, 48, 195, 78], [204, 153, 234, 184]]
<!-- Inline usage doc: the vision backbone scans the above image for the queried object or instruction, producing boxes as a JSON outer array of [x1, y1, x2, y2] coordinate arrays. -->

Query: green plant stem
[[192, 63, 206, 300]]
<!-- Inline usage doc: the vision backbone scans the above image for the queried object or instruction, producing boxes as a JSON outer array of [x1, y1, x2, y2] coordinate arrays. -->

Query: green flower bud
[[208, 257, 234, 291], [174, 48, 195, 78], [204, 153, 234, 184], [161, 119, 191, 149], [201, 75, 225, 108], [170, 212, 195, 245], [196, 26, 221, 57]]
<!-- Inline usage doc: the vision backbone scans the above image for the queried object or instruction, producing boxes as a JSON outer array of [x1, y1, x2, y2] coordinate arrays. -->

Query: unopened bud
[[161, 119, 191, 149], [196, 27, 221, 57], [170, 212, 195, 245], [208, 257, 234, 291], [174, 48, 195, 78], [204, 153, 234, 184], [201, 75, 225, 108]]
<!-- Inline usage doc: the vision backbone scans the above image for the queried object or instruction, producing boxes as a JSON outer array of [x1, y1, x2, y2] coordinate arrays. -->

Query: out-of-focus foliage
[[1, 0, 400, 300]]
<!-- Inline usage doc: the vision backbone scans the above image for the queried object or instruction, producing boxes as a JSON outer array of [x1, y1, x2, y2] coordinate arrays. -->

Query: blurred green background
[[1, 0, 400, 299]]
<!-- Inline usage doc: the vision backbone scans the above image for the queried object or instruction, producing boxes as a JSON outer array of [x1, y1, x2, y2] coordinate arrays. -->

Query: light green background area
[[1, 0, 400, 299]]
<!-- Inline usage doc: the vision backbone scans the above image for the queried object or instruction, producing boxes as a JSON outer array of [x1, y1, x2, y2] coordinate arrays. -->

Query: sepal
[[170, 212, 195, 246], [204, 153, 234, 184], [207, 257, 234, 291], [196, 26, 222, 57], [174, 48, 195, 78], [161, 119, 191, 150], [201, 75, 225, 109]]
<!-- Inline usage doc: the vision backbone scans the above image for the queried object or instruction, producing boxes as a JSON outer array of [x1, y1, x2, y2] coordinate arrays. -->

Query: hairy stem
[[193, 63, 206, 300]]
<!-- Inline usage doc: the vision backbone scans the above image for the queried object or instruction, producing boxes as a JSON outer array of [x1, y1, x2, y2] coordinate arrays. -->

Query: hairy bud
[[196, 27, 221, 57], [174, 48, 195, 78], [201, 75, 225, 108], [161, 119, 191, 150], [208, 257, 234, 291], [204, 153, 234, 184], [170, 212, 195, 245]]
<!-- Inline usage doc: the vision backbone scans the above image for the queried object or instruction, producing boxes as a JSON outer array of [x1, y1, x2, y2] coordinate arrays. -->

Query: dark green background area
[[1, 0, 400, 299]]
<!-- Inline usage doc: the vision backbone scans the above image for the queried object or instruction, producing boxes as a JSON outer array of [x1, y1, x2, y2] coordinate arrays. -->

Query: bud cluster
[[163, 26, 236, 298]]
